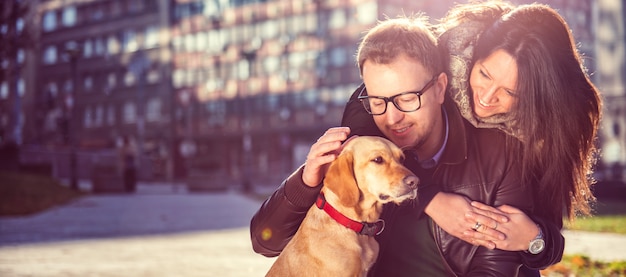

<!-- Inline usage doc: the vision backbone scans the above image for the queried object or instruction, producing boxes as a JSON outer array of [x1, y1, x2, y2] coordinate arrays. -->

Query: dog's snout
[[404, 175, 419, 189]]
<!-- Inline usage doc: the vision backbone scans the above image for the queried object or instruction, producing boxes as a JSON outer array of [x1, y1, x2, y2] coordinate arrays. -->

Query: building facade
[[3, 0, 624, 186]]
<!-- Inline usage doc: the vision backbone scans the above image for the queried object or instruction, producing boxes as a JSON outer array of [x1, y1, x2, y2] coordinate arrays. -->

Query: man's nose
[[385, 102, 404, 123]]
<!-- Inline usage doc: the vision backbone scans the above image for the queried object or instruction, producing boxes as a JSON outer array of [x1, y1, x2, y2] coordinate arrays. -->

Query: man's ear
[[435, 72, 448, 104], [324, 151, 360, 207]]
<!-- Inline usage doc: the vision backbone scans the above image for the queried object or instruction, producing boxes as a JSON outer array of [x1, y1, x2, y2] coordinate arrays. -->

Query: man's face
[[362, 54, 446, 156]]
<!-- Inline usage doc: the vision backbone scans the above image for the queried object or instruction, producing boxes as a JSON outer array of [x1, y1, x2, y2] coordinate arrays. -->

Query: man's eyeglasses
[[357, 76, 438, 115]]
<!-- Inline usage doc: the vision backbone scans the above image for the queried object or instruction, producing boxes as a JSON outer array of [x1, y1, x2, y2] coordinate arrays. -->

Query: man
[[250, 15, 531, 276]]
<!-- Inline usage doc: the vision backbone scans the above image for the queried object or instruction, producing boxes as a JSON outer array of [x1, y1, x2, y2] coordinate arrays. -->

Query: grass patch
[[563, 200, 626, 235], [565, 215, 626, 234], [0, 171, 85, 216], [541, 255, 626, 277]]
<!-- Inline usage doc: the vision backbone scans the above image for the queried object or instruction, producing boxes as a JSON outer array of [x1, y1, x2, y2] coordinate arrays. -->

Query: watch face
[[529, 239, 545, 254]]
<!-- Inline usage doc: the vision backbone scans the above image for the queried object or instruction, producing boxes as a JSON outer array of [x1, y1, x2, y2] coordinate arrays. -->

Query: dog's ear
[[325, 151, 360, 207]]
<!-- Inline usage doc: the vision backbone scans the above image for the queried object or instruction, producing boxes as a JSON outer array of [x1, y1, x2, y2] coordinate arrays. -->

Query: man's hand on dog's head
[[302, 127, 351, 188]]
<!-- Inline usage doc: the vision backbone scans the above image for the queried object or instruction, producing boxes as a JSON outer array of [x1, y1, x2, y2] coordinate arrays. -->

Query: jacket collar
[[439, 97, 469, 166]]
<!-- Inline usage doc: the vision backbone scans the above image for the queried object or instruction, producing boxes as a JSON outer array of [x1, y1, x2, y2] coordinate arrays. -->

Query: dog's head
[[324, 136, 418, 208]]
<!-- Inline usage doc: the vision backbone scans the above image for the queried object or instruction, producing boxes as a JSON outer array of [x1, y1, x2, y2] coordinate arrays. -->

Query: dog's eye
[[372, 156, 384, 164]]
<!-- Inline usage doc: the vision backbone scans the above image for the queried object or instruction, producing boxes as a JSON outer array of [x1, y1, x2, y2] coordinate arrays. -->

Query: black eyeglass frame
[[357, 75, 438, 115]]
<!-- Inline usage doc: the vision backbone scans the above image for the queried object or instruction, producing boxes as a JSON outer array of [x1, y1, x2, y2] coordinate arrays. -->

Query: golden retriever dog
[[266, 136, 419, 277]]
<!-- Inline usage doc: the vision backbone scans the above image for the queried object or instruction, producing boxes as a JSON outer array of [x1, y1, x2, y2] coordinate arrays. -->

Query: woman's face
[[469, 49, 519, 118]]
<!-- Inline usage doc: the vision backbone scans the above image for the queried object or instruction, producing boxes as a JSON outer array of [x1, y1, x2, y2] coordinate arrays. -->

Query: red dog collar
[[316, 192, 385, 236]]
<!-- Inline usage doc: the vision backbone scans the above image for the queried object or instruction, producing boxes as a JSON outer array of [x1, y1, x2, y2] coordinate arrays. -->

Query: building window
[[173, 69, 184, 88], [263, 56, 280, 73], [47, 82, 59, 98], [94, 105, 104, 127], [146, 98, 162, 122], [329, 47, 347, 67], [207, 29, 225, 53], [16, 49, 24, 64], [17, 78, 24, 97], [144, 26, 159, 48], [261, 20, 279, 39], [63, 79, 73, 93], [83, 39, 93, 58], [184, 34, 195, 52], [124, 71, 136, 86], [146, 69, 160, 84], [94, 37, 105, 56], [83, 106, 93, 128], [42, 11, 56, 32], [107, 105, 116, 126], [172, 36, 183, 52], [62, 6, 77, 27], [91, 5, 104, 21], [123, 30, 138, 52], [16, 18, 24, 33], [196, 32, 207, 51], [107, 34, 120, 55], [356, 2, 377, 25], [107, 72, 117, 89], [0, 82, 7, 99], [43, 46, 57, 64], [123, 102, 137, 124], [329, 9, 346, 29], [84, 75, 93, 92]]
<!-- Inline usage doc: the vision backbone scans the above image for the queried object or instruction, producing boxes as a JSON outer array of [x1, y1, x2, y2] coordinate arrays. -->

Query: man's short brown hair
[[356, 15, 444, 78]]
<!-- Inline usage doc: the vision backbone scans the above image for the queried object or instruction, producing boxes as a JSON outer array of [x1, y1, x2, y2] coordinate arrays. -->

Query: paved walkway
[[0, 183, 624, 276]]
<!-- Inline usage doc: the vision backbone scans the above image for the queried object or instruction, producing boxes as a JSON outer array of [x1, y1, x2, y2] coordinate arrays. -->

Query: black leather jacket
[[250, 88, 564, 276]]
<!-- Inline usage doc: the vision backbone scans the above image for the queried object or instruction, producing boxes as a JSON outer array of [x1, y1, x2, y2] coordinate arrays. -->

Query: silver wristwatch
[[527, 225, 545, 254]]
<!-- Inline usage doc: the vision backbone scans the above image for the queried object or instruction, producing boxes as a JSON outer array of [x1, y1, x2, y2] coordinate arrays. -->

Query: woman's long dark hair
[[473, 4, 602, 223]]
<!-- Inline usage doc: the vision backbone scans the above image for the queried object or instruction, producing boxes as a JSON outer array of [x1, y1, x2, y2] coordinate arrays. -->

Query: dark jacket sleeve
[[519, 215, 565, 269], [465, 127, 534, 276], [250, 166, 321, 257]]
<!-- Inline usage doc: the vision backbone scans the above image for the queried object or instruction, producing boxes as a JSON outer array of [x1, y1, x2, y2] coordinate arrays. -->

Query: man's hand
[[302, 127, 352, 187]]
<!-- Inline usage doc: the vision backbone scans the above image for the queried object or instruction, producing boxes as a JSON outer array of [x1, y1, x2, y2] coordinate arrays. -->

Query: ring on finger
[[472, 222, 482, 231], [494, 222, 498, 230]]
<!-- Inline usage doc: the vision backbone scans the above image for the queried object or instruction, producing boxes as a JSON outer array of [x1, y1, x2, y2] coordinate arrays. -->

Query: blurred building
[[23, 0, 173, 180], [169, 0, 447, 187], [1, 0, 624, 186], [593, 0, 626, 182]]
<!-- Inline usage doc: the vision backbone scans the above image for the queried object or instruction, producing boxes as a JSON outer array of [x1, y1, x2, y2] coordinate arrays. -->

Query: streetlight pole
[[64, 43, 81, 190], [128, 51, 150, 179]]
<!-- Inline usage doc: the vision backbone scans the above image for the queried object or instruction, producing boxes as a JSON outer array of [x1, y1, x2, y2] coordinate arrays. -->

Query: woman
[[430, 0, 602, 269], [343, 1, 601, 272]]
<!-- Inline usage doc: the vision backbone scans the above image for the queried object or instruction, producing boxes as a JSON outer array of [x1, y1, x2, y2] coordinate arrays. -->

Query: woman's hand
[[463, 202, 540, 251], [426, 192, 508, 249], [302, 127, 352, 187]]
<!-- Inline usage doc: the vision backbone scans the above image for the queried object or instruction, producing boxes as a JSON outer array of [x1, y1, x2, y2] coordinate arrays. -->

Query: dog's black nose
[[405, 175, 419, 189]]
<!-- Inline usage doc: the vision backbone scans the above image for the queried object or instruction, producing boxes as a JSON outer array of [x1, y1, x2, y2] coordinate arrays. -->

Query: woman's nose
[[480, 86, 499, 104]]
